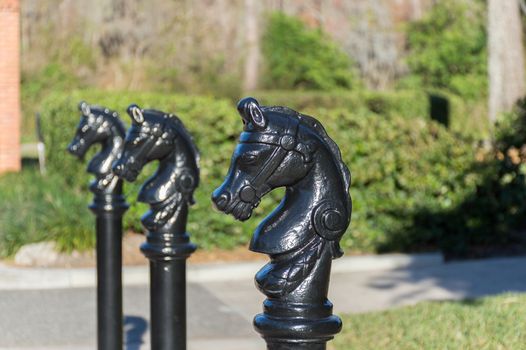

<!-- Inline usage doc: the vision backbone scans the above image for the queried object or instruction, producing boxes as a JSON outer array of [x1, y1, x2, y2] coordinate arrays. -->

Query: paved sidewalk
[[1, 254, 526, 349], [0, 253, 441, 290]]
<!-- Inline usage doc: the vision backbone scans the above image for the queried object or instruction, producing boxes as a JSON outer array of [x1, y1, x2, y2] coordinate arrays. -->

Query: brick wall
[[0, 0, 21, 173]]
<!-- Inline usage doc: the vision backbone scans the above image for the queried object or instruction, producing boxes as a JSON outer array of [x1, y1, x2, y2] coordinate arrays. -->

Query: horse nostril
[[67, 144, 77, 154], [212, 192, 230, 211], [113, 163, 124, 175]]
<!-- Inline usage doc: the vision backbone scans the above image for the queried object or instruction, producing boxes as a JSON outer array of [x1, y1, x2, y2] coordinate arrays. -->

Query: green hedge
[[261, 12, 356, 90], [22, 89, 475, 255], [255, 89, 489, 139], [256, 90, 428, 117], [40, 90, 262, 251], [405, 0, 487, 100]]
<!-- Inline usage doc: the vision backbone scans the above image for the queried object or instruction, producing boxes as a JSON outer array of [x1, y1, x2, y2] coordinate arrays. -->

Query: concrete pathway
[[1, 254, 526, 349]]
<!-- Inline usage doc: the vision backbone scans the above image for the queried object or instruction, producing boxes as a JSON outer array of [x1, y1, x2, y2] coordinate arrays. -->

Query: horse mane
[[143, 109, 201, 185], [86, 105, 127, 138], [171, 116, 201, 185], [264, 106, 351, 208], [89, 105, 119, 119]]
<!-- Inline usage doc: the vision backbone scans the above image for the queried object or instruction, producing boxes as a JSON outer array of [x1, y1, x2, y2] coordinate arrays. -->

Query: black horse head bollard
[[113, 104, 199, 350], [213, 97, 352, 350], [67, 101, 128, 350]]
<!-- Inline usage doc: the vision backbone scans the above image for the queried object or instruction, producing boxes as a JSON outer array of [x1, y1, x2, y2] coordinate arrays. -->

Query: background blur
[[3, 1, 526, 349], [1, 0, 526, 263]]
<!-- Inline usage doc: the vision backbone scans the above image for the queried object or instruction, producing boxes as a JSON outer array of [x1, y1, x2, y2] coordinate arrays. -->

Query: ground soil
[[7, 232, 265, 268], [124, 232, 264, 265]]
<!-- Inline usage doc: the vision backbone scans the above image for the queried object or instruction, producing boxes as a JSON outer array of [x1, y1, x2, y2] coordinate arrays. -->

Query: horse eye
[[241, 153, 258, 164]]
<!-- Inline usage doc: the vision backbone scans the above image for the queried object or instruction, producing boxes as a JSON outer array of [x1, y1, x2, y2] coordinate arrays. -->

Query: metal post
[[141, 203, 196, 350], [213, 97, 352, 350], [68, 101, 128, 350], [112, 104, 200, 350], [90, 184, 128, 350]]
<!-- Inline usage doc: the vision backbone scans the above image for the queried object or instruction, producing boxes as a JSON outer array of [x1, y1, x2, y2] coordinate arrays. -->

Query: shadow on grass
[[457, 298, 483, 306]]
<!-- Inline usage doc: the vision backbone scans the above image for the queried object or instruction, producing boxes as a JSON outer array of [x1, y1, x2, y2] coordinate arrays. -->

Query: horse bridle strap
[[237, 118, 302, 205], [78, 117, 103, 147]]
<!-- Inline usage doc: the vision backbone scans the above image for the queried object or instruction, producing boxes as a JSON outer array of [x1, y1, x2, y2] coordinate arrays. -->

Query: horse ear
[[78, 101, 90, 116], [127, 104, 144, 124], [237, 97, 266, 129]]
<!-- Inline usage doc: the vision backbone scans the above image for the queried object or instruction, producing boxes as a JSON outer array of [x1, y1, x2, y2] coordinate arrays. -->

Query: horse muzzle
[[67, 140, 88, 158], [112, 161, 140, 182], [211, 190, 230, 212], [212, 189, 256, 221]]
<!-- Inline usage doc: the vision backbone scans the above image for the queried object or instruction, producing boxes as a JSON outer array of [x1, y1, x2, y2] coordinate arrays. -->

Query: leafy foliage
[[385, 99, 526, 258], [21, 63, 84, 141], [326, 108, 476, 252], [404, 0, 487, 99], [25, 89, 477, 255], [262, 12, 357, 90], [0, 169, 93, 256], [256, 89, 490, 139], [39, 91, 262, 252]]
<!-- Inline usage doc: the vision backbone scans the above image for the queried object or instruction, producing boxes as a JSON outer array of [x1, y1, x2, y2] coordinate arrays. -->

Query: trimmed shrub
[[30, 89, 477, 255], [256, 89, 489, 139], [320, 108, 477, 251], [384, 99, 526, 259], [40, 91, 264, 251], [404, 0, 487, 100], [262, 12, 357, 90]]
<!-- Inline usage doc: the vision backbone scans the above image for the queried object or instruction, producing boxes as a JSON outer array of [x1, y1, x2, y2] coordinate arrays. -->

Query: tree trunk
[[243, 0, 260, 92], [411, 0, 423, 19], [488, 0, 525, 123]]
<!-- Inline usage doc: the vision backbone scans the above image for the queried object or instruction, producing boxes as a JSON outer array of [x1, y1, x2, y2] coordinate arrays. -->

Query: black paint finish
[[68, 101, 128, 350], [113, 104, 199, 350], [213, 97, 352, 349]]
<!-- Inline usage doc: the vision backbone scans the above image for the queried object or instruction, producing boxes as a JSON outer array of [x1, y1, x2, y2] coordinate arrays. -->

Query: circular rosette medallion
[[312, 200, 348, 241], [176, 168, 197, 194]]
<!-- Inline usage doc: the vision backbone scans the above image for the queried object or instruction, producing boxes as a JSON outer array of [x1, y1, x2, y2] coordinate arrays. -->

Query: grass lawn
[[332, 293, 526, 350], [0, 166, 93, 257]]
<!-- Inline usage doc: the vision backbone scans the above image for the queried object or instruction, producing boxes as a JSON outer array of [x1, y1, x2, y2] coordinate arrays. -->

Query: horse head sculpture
[[212, 97, 351, 348], [113, 104, 199, 235], [112, 104, 199, 348], [68, 101, 126, 194]]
